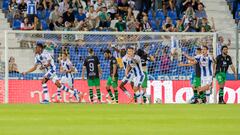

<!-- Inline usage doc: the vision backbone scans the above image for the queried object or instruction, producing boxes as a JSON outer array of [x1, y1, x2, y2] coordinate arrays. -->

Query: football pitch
[[0, 104, 239, 135]]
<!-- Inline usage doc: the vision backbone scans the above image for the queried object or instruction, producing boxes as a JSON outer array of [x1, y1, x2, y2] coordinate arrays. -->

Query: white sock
[[61, 85, 74, 94], [42, 83, 49, 101], [57, 87, 61, 99], [206, 90, 211, 103], [135, 91, 141, 103]]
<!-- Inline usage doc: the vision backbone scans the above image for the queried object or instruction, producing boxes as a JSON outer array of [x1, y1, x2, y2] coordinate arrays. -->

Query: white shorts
[[44, 70, 59, 84], [60, 76, 74, 88], [201, 77, 213, 96], [133, 74, 145, 87], [122, 71, 134, 83], [201, 77, 213, 86]]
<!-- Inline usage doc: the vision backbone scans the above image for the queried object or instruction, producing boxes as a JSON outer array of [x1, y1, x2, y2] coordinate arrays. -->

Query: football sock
[[114, 90, 118, 103], [142, 92, 147, 103], [61, 85, 74, 94], [42, 83, 49, 101], [57, 87, 61, 100], [89, 89, 93, 102], [96, 89, 101, 101], [199, 91, 205, 100], [219, 88, 224, 97], [135, 91, 141, 103], [107, 89, 114, 100], [193, 90, 198, 98]]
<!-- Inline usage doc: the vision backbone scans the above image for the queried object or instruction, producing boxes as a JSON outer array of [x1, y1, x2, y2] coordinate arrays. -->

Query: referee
[[215, 46, 237, 104]]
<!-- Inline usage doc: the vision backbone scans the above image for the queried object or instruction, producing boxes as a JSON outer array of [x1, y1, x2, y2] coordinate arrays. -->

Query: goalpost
[[2, 30, 217, 104]]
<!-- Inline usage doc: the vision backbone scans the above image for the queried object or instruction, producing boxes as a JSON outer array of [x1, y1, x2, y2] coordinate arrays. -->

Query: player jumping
[[125, 47, 145, 104], [82, 48, 102, 103], [104, 49, 119, 104], [136, 45, 155, 104], [22, 42, 80, 104]]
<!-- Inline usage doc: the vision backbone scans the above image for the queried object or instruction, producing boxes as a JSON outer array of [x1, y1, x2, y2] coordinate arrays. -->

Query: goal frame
[[4, 30, 218, 104]]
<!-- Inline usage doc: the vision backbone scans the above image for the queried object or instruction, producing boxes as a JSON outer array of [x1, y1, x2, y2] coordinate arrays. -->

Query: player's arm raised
[[183, 52, 195, 61]]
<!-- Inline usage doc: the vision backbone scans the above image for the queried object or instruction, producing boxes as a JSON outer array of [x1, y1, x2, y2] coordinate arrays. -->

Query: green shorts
[[141, 72, 148, 88], [192, 76, 201, 87], [106, 76, 118, 88], [216, 72, 226, 85], [87, 77, 100, 87]]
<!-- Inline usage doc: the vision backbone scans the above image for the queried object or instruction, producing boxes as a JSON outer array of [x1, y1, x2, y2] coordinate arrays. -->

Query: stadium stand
[[2, 0, 215, 32]]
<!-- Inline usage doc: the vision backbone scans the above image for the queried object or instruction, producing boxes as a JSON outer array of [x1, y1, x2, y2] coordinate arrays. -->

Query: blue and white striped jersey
[[195, 55, 213, 78], [122, 55, 129, 70], [128, 55, 144, 77], [27, 0, 36, 15], [35, 51, 56, 72], [60, 59, 74, 78]]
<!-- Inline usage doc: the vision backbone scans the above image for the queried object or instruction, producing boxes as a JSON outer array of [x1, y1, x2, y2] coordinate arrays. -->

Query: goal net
[[2, 31, 217, 104]]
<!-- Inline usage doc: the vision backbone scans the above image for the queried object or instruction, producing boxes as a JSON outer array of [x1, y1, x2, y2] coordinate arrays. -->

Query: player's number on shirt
[[89, 63, 94, 72]]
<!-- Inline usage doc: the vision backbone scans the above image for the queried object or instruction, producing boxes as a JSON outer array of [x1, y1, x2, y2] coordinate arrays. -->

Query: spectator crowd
[[3, 0, 216, 32]]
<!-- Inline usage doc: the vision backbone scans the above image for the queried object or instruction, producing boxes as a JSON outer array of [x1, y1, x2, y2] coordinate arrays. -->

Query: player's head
[[196, 48, 202, 55], [201, 46, 208, 55], [221, 45, 228, 55], [104, 49, 111, 59], [88, 48, 94, 56], [62, 52, 68, 61], [35, 42, 44, 54], [127, 47, 134, 57], [137, 49, 144, 57]]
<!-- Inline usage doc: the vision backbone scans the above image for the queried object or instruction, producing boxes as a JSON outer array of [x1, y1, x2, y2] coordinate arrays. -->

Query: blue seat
[[150, 20, 158, 31], [41, 20, 49, 30], [235, 10, 240, 20], [167, 10, 177, 20], [44, 10, 51, 20], [37, 10, 44, 20], [2, 0, 9, 11], [156, 10, 165, 20], [172, 20, 177, 26], [12, 20, 22, 30], [148, 11, 154, 20], [159, 19, 164, 30]]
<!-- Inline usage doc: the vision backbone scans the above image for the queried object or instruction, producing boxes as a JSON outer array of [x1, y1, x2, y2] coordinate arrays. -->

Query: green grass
[[0, 104, 239, 135]]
